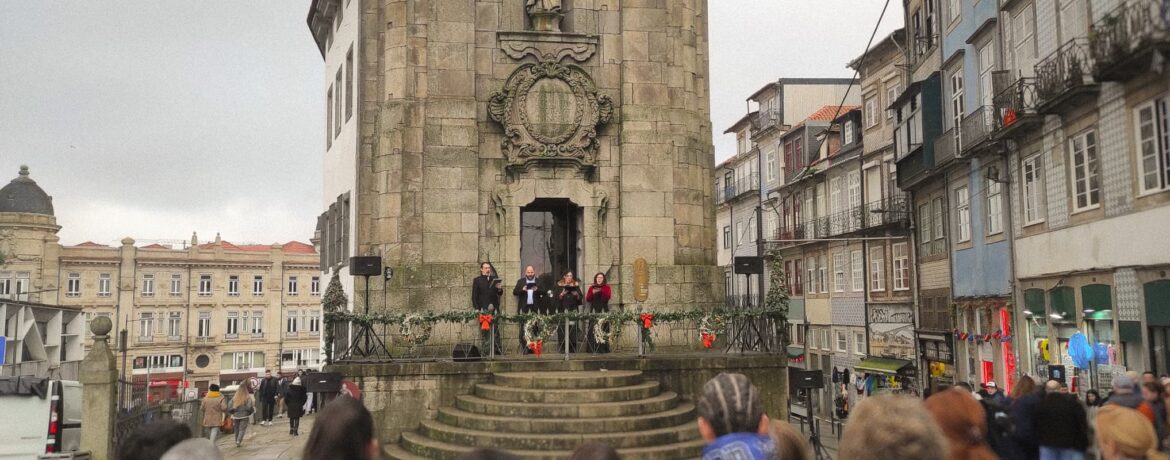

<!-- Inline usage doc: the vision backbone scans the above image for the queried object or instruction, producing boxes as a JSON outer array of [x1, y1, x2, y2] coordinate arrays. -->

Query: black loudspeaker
[[303, 372, 343, 393], [350, 256, 383, 276], [734, 256, 764, 275], [790, 369, 825, 390], [452, 343, 481, 362], [1048, 365, 1066, 384]]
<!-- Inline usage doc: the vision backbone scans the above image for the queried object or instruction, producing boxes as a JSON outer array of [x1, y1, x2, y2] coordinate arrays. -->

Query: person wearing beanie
[[285, 376, 309, 436], [696, 373, 775, 460], [200, 383, 228, 442]]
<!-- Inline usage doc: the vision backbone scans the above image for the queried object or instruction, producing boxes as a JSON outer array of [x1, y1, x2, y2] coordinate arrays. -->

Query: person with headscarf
[[285, 375, 309, 436], [695, 373, 775, 460]]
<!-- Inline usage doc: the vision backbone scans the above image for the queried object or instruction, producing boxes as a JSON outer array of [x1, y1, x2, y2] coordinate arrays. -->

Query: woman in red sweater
[[585, 273, 612, 353]]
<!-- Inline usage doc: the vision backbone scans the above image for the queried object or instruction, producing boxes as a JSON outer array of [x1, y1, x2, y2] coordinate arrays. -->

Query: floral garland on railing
[[698, 314, 727, 349], [523, 315, 553, 356], [323, 307, 787, 355], [593, 317, 622, 345]]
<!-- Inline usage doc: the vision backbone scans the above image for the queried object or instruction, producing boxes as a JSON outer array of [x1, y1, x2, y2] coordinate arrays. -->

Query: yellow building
[[0, 166, 321, 393]]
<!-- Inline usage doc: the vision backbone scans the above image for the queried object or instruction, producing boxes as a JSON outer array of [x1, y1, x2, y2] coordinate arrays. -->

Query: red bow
[[640, 313, 654, 329], [528, 340, 544, 356], [478, 314, 493, 331], [701, 332, 716, 349]]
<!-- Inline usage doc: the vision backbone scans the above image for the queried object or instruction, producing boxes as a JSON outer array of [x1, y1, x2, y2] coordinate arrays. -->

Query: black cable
[[822, 0, 895, 141]]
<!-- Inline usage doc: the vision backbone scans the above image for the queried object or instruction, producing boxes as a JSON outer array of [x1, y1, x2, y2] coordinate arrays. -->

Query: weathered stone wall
[[331, 354, 788, 444], [353, 0, 722, 318]]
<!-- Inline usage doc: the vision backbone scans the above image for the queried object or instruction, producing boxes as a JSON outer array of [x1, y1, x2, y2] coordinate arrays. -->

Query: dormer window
[[843, 121, 855, 145]]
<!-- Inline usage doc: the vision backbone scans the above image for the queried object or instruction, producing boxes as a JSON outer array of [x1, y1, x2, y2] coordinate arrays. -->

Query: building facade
[[0, 167, 321, 395]]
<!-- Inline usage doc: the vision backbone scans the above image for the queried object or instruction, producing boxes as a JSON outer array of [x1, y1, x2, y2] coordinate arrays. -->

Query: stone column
[[80, 316, 117, 460]]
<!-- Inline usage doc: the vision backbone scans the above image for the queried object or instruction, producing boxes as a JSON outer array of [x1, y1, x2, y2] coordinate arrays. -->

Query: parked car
[[0, 376, 85, 459]]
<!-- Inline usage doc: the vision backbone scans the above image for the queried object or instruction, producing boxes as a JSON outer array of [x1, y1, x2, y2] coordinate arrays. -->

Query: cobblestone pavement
[[217, 413, 316, 460]]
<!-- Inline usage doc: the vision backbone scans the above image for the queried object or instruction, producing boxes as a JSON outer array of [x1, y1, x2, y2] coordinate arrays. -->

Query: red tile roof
[[196, 240, 316, 254], [73, 241, 110, 248], [140, 244, 172, 250], [789, 105, 862, 131]]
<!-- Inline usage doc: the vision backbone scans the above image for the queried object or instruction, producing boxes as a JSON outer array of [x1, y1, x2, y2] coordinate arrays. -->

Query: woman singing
[[556, 271, 582, 353], [585, 272, 612, 353]]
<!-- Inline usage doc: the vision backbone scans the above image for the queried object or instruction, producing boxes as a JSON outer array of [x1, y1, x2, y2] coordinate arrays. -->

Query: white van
[[0, 377, 85, 459]]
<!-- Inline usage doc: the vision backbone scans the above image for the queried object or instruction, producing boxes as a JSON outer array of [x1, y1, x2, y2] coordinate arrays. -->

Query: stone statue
[[526, 0, 563, 32]]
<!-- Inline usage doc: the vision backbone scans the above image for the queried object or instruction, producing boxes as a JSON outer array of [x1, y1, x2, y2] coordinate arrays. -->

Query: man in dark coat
[[276, 372, 290, 418], [471, 262, 504, 355], [1033, 379, 1089, 459], [513, 265, 547, 354], [258, 370, 281, 426]]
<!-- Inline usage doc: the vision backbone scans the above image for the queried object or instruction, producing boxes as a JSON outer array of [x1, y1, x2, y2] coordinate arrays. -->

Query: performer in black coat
[[513, 265, 547, 354], [471, 262, 503, 355], [555, 271, 582, 353]]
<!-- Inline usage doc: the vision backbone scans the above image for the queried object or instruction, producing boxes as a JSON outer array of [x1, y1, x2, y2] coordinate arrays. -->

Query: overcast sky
[[1, 1, 901, 246]]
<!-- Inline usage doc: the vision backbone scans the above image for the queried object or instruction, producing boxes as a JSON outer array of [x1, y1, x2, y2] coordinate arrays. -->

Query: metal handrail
[[1035, 39, 1095, 105]]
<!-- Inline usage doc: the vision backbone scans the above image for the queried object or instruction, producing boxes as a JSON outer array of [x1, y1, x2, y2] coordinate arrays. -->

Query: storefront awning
[[787, 346, 805, 358], [856, 357, 912, 374]]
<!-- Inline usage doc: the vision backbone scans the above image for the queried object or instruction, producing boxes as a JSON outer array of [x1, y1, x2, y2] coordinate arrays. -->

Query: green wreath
[[524, 315, 552, 346], [399, 314, 433, 346]]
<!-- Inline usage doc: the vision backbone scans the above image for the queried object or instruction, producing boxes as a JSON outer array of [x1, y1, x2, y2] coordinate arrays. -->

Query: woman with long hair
[[228, 382, 256, 448], [556, 271, 582, 353], [1096, 405, 1170, 460], [584, 272, 612, 354], [925, 388, 1000, 460], [303, 396, 380, 460]]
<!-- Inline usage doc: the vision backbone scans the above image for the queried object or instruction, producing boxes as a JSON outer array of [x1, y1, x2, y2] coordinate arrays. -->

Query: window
[[723, 226, 731, 249], [287, 310, 299, 336], [919, 203, 933, 252], [847, 171, 861, 212], [142, 273, 155, 297], [947, 0, 960, 23], [1135, 97, 1170, 194], [224, 351, 264, 371], [251, 311, 264, 336], [167, 312, 182, 339], [956, 186, 971, 242], [854, 332, 866, 355], [14, 272, 28, 300], [334, 69, 343, 137], [747, 217, 757, 243], [1022, 156, 1045, 224], [283, 349, 322, 368], [950, 70, 964, 152], [98, 273, 111, 296], [851, 250, 863, 291], [228, 275, 240, 296], [767, 149, 777, 181], [893, 243, 910, 291], [311, 276, 321, 296], [844, 120, 855, 145], [1010, 5, 1037, 77], [978, 40, 995, 107], [864, 97, 879, 128], [830, 177, 843, 215], [288, 276, 299, 296], [170, 274, 182, 296], [835, 331, 848, 352], [870, 246, 886, 291], [197, 312, 211, 338], [67, 273, 80, 297], [735, 221, 744, 247], [886, 84, 901, 119], [226, 312, 239, 338], [986, 177, 1003, 235], [806, 257, 816, 294], [833, 253, 846, 293], [139, 312, 154, 338], [198, 274, 212, 296], [309, 310, 321, 335], [1059, 0, 1087, 44], [793, 259, 803, 295], [933, 197, 945, 242], [0, 273, 10, 299], [253, 275, 264, 295], [817, 255, 827, 293], [326, 85, 333, 149], [1069, 130, 1100, 211], [345, 46, 354, 121]]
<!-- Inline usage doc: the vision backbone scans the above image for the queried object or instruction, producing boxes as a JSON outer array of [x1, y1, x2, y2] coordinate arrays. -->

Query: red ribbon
[[640, 313, 654, 330], [701, 332, 716, 349], [528, 340, 544, 356], [478, 314, 493, 331]]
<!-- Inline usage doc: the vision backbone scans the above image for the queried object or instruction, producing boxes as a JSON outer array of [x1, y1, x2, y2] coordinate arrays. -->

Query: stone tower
[[313, 0, 720, 313]]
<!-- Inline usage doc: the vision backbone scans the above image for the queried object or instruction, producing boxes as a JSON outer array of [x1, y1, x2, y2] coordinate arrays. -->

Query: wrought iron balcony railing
[[715, 174, 761, 205], [1090, 0, 1170, 81], [752, 109, 782, 134], [960, 105, 996, 153], [991, 76, 1041, 138], [1035, 39, 1097, 112]]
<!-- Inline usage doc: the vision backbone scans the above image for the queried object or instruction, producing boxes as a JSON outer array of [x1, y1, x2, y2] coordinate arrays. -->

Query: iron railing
[[1090, 0, 1170, 81], [896, 144, 929, 188], [1035, 39, 1096, 109], [716, 174, 761, 205], [114, 396, 201, 455], [991, 76, 1040, 136], [753, 109, 783, 133], [960, 105, 996, 152]]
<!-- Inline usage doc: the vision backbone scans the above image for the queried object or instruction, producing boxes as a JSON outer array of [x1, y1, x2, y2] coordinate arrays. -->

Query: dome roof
[[0, 166, 54, 216]]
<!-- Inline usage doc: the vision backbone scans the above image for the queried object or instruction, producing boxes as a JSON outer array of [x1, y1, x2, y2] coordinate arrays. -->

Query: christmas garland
[[399, 314, 433, 346], [523, 315, 552, 355], [593, 317, 622, 345], [698, 314, 727, 349]]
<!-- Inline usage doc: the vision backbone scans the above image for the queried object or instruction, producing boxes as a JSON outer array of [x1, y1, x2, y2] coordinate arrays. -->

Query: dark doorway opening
[[520, 199, 582, 285]]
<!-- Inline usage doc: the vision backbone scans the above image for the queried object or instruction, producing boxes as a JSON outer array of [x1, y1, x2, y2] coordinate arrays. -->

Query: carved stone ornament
[[489, 61, 613, 171], [497, 32, 598, 63]]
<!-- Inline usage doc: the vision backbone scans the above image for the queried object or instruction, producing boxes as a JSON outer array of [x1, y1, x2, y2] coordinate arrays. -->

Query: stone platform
[[329, 353, 788, 458]]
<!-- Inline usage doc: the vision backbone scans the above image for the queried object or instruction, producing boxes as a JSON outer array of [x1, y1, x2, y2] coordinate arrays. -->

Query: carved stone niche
[[489, 61, 613, 172]]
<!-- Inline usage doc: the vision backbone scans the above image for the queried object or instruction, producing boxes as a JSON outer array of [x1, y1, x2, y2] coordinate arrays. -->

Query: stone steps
[[389, 370, 703, 459], [436, 402, 696, 434]]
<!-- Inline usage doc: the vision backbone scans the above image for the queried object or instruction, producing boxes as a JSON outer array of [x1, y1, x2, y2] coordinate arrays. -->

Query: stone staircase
[[384, 370, 704, 459]]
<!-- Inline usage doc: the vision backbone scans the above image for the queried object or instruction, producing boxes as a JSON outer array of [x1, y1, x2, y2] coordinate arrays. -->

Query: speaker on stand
[[342, 256, 391, 360]]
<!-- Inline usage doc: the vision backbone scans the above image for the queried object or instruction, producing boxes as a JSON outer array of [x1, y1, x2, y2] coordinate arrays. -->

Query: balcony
[[991, 75, 1041, 139], [1035, 39, 1098, 114], [771, 225, 807, 249], [1091, 0, 1170, 81], [751, 109, 783, 137], [715, 173, 760, 205], [934, 129, 957, 167], [193, 336, 216, 347], [136, 335, 154, 344], [896, 144, 929, 189], [167, 335, 182, 343], [960, 106, 996, 154]]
